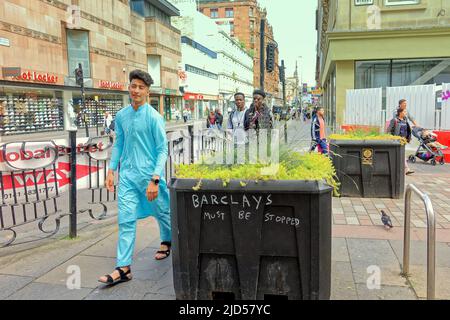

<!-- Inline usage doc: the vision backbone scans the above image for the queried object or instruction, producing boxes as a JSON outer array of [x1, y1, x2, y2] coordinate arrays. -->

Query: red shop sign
[[99, 80, 124, 90], [12, 70, 58, 84], [184, 93, 204, 100]]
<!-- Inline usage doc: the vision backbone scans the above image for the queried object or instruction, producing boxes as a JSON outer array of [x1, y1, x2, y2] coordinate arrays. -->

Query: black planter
[[330, 139, 405, 199], [169, 179, 332, 300]]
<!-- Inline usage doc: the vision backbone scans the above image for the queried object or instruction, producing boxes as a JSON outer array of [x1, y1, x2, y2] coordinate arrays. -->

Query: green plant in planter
[[329, 128, 407, 145], [175, 149, 340, 195]]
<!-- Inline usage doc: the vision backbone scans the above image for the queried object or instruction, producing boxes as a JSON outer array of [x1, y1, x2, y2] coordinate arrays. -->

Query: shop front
[[0, 69, 128, 136], [183, 92, 219, 120], [164, 89, 183, 121]]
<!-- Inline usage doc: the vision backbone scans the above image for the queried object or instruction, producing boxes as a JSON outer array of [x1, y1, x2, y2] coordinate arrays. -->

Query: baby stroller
[[408, 127, 446, 166]]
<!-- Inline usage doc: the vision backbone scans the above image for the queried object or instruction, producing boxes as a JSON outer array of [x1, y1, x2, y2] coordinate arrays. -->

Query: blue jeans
[[311, 138, 329, 155]]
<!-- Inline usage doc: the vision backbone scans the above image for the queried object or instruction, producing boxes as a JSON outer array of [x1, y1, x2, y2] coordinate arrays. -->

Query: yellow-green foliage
[[329, 128, 407, 145], [175, 152, 340, 194]]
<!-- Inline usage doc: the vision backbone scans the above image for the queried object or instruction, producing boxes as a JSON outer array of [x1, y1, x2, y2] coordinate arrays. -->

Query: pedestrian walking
[[103, 111, 113, 135], [227, 92, 250, 145], [207, 111, 216, 129], [387, 106, 414, 175], [215, 108, 223, 131], [99, 70, 171, 286], [310, 106, 329, 155], [392, 99, 418, 127], [182, 108, 188, 123], [247, 89, 273, 131]]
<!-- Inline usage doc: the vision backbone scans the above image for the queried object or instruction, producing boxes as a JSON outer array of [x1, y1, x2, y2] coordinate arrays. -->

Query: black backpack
[[109, 119, 115, 131]]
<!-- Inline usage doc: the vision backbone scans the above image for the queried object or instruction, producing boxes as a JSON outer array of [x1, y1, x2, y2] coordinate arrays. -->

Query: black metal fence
[[0, 125, 225, 247]]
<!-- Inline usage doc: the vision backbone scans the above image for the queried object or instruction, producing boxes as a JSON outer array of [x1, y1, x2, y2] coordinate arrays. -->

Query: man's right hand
[[105, 170, 115, 192]]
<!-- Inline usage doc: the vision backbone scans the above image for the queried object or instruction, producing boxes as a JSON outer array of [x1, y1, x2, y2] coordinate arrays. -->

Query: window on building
[[355, 60, 390, 89], [225, 8, 234, 18], [210, 8, 218, 18], [249, 7, 254, 17], [392, 59, 450, 86], [147, 55, 161, 87], [230, 22, 235, 34], [250, 35, 255, 44], [250, 20, 255, 31], [384, 0, 420, 5], [67, 29, 91, 78], [356, 58, 450, 89]]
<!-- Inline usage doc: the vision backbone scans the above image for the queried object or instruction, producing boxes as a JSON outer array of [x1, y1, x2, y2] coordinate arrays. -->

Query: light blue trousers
[[116, 173, 171, 268]]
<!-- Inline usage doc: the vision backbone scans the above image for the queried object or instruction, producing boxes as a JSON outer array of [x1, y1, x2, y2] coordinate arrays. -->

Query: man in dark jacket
[[247, 89, 273, 131], [214, 108, 224, 130]]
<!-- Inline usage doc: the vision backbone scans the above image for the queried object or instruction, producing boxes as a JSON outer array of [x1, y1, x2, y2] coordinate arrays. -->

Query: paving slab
[[142, 293, 176, 300], [85, 279, 157, 300], [346, 239, 400, 267], [331, 261, 358, 300], [0, 275, 34, 300], [34, 255, 116, 289], [355, 284, 417, 300], [350, 262, 409, 287], [406, 266, 450, 300], [0, 226, 116, 278], [6, 283, 92, 300], [389, 240, 450, 268], [332, 238, 350, 262]]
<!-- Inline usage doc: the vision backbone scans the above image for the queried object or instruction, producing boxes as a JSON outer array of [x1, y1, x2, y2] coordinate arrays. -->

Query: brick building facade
[[0, 0, 182, 136]]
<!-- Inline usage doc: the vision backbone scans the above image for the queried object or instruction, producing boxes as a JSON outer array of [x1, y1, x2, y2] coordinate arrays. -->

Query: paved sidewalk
[[2, 216, 449, 300]]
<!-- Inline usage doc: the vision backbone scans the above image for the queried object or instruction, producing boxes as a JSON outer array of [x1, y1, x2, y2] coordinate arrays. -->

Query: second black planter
[[330, 139, 405, 199]]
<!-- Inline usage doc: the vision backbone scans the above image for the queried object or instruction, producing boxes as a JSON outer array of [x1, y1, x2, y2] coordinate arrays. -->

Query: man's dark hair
[[399, 99, 407, 106], [129, 70, 154, 87], [253, 89, 266, 98], [234, 92, 245, 99]]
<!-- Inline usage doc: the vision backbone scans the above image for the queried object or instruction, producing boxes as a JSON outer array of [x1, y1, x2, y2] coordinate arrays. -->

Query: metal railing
[[402, 184, 436, 300]]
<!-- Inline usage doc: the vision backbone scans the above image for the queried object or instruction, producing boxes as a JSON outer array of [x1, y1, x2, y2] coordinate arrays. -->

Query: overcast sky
[[258, 0, 318, 86]]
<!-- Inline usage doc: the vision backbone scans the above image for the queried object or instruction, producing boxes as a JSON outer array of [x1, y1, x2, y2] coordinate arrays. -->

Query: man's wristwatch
[[151, 178, 160, 185]]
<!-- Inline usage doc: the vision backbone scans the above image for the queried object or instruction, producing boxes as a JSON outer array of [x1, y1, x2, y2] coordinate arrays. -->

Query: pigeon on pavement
[[381, 210, 393, 229]]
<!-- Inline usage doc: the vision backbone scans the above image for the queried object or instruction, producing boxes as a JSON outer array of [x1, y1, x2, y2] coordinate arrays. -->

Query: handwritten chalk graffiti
[[192, 194, 272, 210], [238, 211, 252, 221], [264, 213, 300, 226], [203, 211, 225, 221]]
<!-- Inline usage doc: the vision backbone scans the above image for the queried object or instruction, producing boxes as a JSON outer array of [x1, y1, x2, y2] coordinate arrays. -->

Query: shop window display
[[0, 95, 63, 135], [73, 98, 124, 128]]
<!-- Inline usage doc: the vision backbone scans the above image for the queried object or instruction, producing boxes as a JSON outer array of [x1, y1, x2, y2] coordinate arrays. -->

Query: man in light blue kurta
[[99, 70, 171, 285]]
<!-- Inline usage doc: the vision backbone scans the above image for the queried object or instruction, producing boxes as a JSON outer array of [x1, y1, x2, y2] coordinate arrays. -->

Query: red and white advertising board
[[0, 137, 112, 205]]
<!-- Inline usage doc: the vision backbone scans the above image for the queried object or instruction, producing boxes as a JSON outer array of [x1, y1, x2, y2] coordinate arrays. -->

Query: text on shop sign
[[99, 80, 124, 90], [13, 71, 58, 83]]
